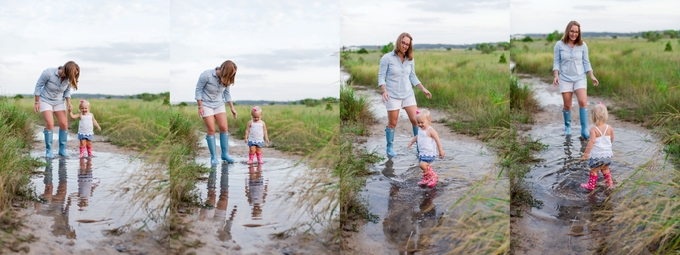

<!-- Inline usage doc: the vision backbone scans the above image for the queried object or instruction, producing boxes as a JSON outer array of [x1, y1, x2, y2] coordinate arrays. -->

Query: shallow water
[[190, 157, 315, 254], [344, 70, 500, 253], [514, 77, 673, 254], [29, 151, 150, 250]]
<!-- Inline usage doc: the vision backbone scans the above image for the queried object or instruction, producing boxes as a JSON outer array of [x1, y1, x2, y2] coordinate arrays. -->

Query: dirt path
[[511, 75, 672, 254], [342, 70, 501, 254]]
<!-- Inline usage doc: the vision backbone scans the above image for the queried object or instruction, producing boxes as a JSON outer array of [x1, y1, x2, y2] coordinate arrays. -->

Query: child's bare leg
[[256, 147, 262, 154], [80, 140, 87, 147], [600, 165, 610, 175], [249, 146, 256, 154], [419, 162, 429, 174], [86, 140, 92, 147]]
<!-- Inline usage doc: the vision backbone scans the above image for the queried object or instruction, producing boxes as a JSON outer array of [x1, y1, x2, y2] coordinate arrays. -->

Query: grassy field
[[342, 49, 509, 138], [512, 37, 680, 253]]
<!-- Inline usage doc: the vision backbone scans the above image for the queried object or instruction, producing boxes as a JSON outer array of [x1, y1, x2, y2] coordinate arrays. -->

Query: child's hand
[[265, 138, 270, 143], [407, 143, 413, 149], [439, 150, 445, 159], [581, 153, 588, 160], [244, 139, 248, 144], [97, 126, 102, 132]]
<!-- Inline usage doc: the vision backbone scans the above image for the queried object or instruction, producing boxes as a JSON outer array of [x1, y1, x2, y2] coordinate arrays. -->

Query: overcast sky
[[511, 0, 680, 35], [341, 0, 510, 46], [170, 0, 339, 103], [0, 0, 169, 96]]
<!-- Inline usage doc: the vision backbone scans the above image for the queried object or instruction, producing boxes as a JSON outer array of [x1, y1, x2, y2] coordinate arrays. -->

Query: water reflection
[[199, 164, 237, 241], [245, 164, 267, 223], [75, 158, 98, 211], [36, 159, 75, 239]]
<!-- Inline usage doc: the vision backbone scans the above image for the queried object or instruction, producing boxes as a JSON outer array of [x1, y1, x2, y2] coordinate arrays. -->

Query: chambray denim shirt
[[33, 67, 71, 105], [195, 69, 232, 108], [553, 40, 593, 82], [378, 51, 422, 99]]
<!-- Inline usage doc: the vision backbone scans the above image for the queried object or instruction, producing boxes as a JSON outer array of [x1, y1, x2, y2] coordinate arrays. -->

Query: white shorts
[[385, 95, 417, 111], [559, 79, 587, 93], [39, 101, 66, 113], [202, 104, 226, 117]]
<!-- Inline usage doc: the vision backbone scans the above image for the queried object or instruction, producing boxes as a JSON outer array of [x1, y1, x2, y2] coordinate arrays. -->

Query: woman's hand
[[67, 104, 72, 113], [230, 107, 237, 119], [553, 76, 559, 86], [33, 102, 40, 113], [198, 106, 204, 117], [381, 90, 389, 103], [591, 76, 599, 86], [421, 87, 432, 99]]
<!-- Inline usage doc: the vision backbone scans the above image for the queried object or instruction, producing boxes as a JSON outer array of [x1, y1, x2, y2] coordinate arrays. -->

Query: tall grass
[[340, 85, 375, 135], [0, 99, 42, 236], [342, 50, 509, 137]]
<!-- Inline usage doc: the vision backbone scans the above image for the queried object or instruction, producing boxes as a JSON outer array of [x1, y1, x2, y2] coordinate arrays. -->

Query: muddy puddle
[[342, 71, 504, 254], [512, 76, 674, 254], [181, 150, 330, 254], [28, 145, 152, 251]]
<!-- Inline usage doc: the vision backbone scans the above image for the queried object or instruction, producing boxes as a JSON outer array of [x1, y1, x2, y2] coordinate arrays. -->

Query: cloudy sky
[[170, 0, 339, 103], [0, 0, 169, 96], [511, 0, 680, 34], [341, 0, 510, 46]]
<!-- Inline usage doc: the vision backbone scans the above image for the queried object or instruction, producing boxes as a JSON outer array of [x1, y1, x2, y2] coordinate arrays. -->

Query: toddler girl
[[244, 106, 269, 164], [408, 110, 444, 188], [69, 100, 101, 158], [581, 103, 614, 190]]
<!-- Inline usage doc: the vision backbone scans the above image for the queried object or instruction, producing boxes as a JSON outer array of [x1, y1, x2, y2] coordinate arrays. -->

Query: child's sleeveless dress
[[247, 120, 265, 147], [588, 125, 613, 168], [417, 126, 437, 163], [78, 114, 94, 141]]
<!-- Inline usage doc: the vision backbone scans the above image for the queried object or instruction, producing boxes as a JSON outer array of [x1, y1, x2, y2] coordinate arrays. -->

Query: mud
[[511, 76, 673, 254], [342, 71, 503, 254]]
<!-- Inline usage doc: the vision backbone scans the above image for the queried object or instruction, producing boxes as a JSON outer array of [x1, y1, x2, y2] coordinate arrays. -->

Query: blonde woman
[[196, 60, 238, 165], [552, 21, 599, 139], [34, 61, 79, 158], [378, 32, 432, 157]]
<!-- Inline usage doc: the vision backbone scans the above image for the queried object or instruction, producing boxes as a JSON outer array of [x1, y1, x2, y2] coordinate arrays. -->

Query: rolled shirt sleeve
[[408, 59, 421, 86], [63, 85, 71, 99], [34, 69, 50, 96], [222, 86, 231, 103], [552, 41, 561, 72], [582, 42, 593, 73], [195, 71, 208, 101], [378, 55, 388, 86]]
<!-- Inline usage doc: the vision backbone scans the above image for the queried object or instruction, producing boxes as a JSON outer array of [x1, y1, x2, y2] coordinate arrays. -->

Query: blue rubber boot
[[562, 109, 571, 136], [44, 129, 54, 158], [206, 135, 219, 165], [385, 127, 396, 158], [219, 132, 235, 163], [412, 125, 420, 154], [58, 129, 68, 157], [579, 107, 590, 139]]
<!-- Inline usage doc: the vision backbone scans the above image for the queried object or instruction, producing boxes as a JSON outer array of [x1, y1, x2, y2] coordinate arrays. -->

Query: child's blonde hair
[[416, 109, 431, 122], [591, 104, 608, 125], [79, 99, 89, 107], [251, 106, 262, 118]]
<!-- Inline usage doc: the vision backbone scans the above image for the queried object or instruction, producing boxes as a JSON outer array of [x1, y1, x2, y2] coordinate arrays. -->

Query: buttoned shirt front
[[553, 40, 593, 82], [34, 67, 71, 105], [378, 51, 422, 99], [195, 69, 233, 108]]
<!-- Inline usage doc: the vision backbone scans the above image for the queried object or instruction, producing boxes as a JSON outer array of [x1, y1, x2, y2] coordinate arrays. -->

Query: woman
[[378, 32, 432, 157], [553, 21, 599, 139], [34, 61, 79, 158], [196, 60, 238, 165]]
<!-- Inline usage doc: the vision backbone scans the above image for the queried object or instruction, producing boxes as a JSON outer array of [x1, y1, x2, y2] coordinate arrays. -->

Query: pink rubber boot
[[256, 153, 264, 164], [247, 154, 254, 164], [427, 166, 438, 188], [86, 146, 93, 157], [603, 172, 614, 188], [79, 147, 85, 158], [417, 170, 430, 186], [581, 173, 598, 190]]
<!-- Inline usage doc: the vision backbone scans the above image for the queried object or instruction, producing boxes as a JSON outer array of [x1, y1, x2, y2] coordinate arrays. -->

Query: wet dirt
[[342, 71, 503, 254], [511, 76, 673, 254]]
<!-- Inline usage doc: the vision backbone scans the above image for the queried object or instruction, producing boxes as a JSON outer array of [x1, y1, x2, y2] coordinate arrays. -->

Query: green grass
[[342, 49, 509, 137], [0, 99, 46, 247], [340, 85, 375, 136]]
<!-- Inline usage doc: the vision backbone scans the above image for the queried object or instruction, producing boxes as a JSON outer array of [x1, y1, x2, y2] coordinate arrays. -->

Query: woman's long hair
[[218, 60, 237, 87], [61, 61, 79, 90], [393, 32, 414, 61], [561, 20, 583, 46]]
